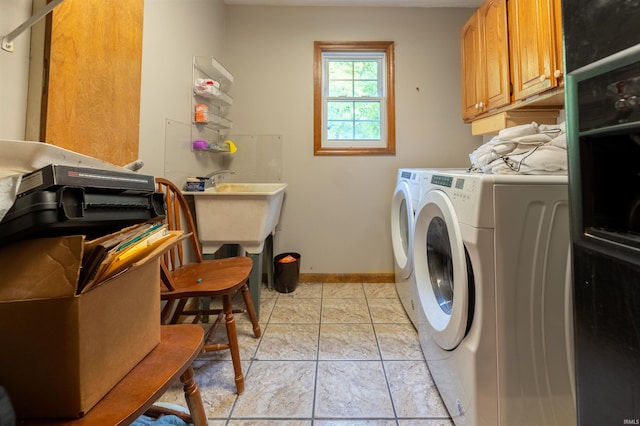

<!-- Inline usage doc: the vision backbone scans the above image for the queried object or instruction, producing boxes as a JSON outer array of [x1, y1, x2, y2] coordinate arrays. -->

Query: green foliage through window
[[324, 54, 383, 142], [327, 101, 380, 140]]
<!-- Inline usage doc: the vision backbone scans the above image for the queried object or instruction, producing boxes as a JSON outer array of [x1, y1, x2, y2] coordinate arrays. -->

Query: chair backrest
[[155, 178, 204, 272]]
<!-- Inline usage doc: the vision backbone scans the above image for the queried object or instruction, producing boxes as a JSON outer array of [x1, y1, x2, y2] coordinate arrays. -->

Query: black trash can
[[273, 252, 301, 293]]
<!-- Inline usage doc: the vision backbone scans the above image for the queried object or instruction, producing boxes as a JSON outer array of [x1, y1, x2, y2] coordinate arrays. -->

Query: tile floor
[[158, 282, 454, 425]]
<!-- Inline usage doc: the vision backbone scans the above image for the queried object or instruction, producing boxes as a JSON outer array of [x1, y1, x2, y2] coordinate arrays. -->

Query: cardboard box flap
[[0, 236, 83, 301]]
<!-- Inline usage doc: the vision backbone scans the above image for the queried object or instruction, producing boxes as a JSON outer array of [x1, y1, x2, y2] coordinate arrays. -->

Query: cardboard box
[[0, 234, 167, 419]]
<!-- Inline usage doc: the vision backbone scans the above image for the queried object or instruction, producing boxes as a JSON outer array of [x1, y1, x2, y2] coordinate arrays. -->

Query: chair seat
[[162, 257, 253, 298]]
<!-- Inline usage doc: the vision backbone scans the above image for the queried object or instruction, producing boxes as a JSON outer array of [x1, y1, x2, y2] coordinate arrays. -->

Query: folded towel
[[549, 132, 567, 149], [488, 145, 568, 175], [498, 122, 539, 140], [469, 121, 568, 175]]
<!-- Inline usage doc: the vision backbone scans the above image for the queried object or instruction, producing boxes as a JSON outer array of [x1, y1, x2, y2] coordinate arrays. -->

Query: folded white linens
[[469, 121, 568, 175], [498, 122, 539, 140], [487, 145, 568, 174]]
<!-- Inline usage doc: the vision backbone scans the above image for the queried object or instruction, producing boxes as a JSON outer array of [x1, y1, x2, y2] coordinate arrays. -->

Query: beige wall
[[0, 1, 32, 139], [139, 0, 228, 180], [223, 6, 481, 274]]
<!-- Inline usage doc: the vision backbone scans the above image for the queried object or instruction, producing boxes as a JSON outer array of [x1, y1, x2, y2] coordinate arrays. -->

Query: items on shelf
[[192, 139, 208, 150], [194, 103, 208, 123], [191, 56, 234, 154], [193, 78, 221, 97], [191, 139, 237, 154]]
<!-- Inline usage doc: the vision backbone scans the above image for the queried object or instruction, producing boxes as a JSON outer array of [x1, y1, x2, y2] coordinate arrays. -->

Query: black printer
[[0, 164, 165, 244]]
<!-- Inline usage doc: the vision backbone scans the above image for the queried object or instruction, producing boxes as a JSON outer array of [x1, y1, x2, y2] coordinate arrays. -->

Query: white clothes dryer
[[413, 170, 575, 426], [391, 168, 427, 327]]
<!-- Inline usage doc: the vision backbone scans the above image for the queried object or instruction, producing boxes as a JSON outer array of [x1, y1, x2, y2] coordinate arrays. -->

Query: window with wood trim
[[314, 41, 396, 156]]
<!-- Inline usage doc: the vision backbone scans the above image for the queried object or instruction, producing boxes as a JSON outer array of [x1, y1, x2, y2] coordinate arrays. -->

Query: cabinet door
[[553, 0, 564, 87], [480, 0, 510, 111], [508, 0, 559, 101], [40, 0, 143, 166], [461, 12, 483, 120]]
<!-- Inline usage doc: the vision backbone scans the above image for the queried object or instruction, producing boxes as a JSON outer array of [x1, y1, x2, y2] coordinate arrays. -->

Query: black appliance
[[0, 165, 165, 244], [563, 2, 640, 424]]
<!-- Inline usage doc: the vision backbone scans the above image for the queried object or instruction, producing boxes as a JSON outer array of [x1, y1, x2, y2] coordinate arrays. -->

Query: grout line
[[309, 282, 324, 425], [365, 284, 401, 422]]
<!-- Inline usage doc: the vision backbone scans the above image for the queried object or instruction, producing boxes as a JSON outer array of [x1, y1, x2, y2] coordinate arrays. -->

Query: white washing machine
[[413, 169, 575, 426], [391, 168, 428, 327]]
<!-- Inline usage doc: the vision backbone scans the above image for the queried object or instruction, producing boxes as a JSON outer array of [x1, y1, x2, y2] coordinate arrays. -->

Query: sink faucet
[[203, 169, 235, 187]]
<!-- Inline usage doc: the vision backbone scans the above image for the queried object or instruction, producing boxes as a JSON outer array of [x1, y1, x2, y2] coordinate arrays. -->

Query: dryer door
[[414, 189, 469, 350], [391, 180, 415, 280]]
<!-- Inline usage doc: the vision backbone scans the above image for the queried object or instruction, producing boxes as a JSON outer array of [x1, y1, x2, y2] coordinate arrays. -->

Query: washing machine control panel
[[428, 173, 490, 227], [431, 175, 477, 202], [431, 174, 454, 188]]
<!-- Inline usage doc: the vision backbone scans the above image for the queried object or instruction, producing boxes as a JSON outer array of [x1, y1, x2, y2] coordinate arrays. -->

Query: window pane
[[354, 61, 377, 80], [354, 102, 380, 120], [354, 81, 378, 97], [327, 121, 353, 140], [328, 61, 353, 79], [329, 81, 353, 97], [355, 121, 380, 140], [327, 101, 354, 120]]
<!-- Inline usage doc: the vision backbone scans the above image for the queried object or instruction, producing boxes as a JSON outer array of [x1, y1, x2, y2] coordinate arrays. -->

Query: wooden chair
[[155, 177, 261, 395]]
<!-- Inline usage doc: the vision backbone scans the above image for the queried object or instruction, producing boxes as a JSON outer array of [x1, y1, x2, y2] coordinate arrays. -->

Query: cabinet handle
[[554, 69, 562, 79], [539, 74, 549, 82], [475, 103, 479, 109], [478, 101, 484, 108]]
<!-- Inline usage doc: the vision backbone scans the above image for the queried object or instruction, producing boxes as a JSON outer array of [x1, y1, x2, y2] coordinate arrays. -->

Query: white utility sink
[[186, 183, 287, 254]]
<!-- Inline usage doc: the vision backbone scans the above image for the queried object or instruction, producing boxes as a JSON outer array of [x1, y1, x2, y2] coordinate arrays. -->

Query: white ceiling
[[224, 0, 483, 7]]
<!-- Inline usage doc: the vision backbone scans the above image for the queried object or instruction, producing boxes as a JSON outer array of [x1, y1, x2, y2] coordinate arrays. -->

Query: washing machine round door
[[414, 189, 469, 350], [391, 181, 415, 280]]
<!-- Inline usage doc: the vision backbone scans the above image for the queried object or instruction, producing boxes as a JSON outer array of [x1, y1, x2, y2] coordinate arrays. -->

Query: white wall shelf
[[191, 56, 233, 151], [193, 56, 234, 86]]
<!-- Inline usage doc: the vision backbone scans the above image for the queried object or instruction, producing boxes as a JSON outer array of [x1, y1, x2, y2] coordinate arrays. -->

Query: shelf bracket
[[2, 0, 65, 53]]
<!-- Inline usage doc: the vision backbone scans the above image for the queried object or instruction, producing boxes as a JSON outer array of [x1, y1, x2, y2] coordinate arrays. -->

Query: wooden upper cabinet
[[508, 0, 561, 101], [31, 0, 144, 166], [461, 12, 482, 120], [460, 0, 510, 120], [553, 0, 564, 87], [479, 0, 510, 111]]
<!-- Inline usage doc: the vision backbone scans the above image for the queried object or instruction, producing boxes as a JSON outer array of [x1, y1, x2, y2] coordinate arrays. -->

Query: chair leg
[[180, 366, 208, 426], [160, 299, 176, 324], [170, 298, 189, 324], [223, 294, 245, 394], [240, 284, 262, 338]]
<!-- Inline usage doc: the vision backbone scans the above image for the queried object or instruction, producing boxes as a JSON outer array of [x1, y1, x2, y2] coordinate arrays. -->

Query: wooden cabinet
[[26, 0, 143, 166], [508, 0, 563, 101], [553, 0, 564, 88], [461, 0, 510, 120], [461, 0, 564, 128], [461, 13, 482, 120]]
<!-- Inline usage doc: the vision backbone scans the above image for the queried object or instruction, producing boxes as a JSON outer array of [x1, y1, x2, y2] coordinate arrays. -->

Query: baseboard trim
[[298, 273, 395, 283]]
